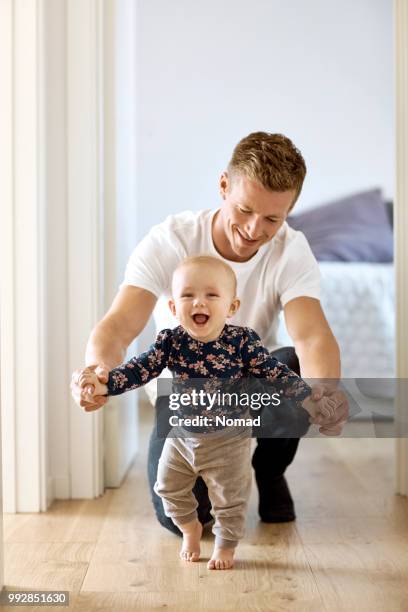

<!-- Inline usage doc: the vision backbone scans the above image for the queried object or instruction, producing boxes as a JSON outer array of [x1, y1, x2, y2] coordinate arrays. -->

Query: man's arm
[[284, 296, 349, 435], [72, 285, 157, 410], [85, 285, 157, 368], [283, 296, 340, 380]]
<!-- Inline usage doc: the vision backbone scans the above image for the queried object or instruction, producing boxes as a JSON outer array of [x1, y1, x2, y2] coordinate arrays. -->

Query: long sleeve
[[107, 329, 172, 396], [241, 328, 311, 404]]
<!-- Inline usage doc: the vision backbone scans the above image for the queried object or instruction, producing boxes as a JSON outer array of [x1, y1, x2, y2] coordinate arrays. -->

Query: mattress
[[278, 262, 395, 379]]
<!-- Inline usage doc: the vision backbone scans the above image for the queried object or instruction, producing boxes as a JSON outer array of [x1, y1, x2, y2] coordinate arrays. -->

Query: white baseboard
[[53, 476, 71, 501]]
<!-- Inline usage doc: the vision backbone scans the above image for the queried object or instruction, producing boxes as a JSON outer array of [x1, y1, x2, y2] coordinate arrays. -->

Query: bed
[[277, 261, 395, 379], [285, 187, 396, 415], [285, 187, 395, 377]]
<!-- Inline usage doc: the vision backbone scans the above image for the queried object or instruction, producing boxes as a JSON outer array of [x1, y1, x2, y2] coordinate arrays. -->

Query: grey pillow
[[288, 189, 393, 262]]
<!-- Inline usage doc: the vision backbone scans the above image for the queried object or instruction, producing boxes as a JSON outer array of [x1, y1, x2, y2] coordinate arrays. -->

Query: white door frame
[[101, 0, 139, 488], [67, 0, 139, 496], [0, 0, 15, 513], [66, 0, 105, 499], [0, 0, 105, 511], [0, 0, 48, 513], [395, 0, 408, 496]]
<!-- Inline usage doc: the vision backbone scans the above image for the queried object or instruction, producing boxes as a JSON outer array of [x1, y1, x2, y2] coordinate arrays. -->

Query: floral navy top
[[107, 325, 311, 431]]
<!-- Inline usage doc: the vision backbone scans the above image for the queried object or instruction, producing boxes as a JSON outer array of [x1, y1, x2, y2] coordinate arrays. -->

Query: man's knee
[[267, 345, 309, 437], [271, 346, 300, 375]]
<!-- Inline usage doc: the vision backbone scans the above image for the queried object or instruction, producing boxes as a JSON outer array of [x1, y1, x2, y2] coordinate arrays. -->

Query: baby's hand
[[302, 395, 337, 421], [78, 370, 108, 400], [314, 396, 337, 419]]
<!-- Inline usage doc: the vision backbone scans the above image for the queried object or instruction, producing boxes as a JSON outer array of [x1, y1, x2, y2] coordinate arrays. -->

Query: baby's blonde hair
[[173, 255, 237, 296]]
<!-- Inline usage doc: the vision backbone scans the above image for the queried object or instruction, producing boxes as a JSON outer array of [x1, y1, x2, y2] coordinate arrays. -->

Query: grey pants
[[154, 429, 252, 549]]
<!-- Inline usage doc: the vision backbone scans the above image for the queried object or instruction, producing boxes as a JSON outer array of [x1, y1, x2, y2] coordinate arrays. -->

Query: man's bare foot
[[207, 546, 235, 570], [179, 519, 202, 562]]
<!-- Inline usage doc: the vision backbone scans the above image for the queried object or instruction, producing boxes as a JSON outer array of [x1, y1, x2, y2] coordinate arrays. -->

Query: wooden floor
[[3, 402, 408, 611]]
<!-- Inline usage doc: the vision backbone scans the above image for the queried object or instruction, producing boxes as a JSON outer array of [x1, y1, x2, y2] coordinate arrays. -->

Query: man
[[71, 131, 348, 531]]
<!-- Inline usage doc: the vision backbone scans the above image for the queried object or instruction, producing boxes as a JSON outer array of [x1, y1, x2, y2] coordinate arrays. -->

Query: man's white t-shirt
[[121, 208, 320, 401]]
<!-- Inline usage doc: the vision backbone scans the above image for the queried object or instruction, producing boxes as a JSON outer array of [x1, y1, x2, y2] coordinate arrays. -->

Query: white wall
[[115, 1, 139, 285], [131, 0, 393, 356], [103, 0, 140, 487], [134, 0, 393, 240]]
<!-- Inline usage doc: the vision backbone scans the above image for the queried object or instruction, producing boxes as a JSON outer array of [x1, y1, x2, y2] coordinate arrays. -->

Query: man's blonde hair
[[228, 131, 306, 206], [173, 255, 237, 296]]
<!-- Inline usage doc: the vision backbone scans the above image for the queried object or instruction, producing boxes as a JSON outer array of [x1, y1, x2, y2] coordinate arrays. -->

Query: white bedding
[[278, 262, 395, 378]]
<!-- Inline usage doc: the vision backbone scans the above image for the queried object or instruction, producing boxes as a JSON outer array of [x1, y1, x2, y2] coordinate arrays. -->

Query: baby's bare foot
[[207, 546, 235, 570], [179, 519, 202, 562]]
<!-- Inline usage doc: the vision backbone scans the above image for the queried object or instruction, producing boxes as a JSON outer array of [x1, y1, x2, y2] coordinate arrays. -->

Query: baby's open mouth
[[192, 314, 209, 325]]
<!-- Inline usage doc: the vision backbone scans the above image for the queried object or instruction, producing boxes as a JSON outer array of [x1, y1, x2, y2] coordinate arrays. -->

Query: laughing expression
[[168, 262, 240, 343]]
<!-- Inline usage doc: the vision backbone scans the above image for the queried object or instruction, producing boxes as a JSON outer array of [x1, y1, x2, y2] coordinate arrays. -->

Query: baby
[[79, 255, 335, 570]]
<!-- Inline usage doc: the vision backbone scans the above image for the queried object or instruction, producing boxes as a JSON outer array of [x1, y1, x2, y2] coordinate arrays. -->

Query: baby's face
[[169, 263, 239, 342]]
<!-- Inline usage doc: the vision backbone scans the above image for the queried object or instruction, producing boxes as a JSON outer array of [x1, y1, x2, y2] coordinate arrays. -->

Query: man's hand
[[302, 394, 337, 421], [71, 364, 110, 412], [78, 369, 109, 399], [308, 384, 349, 436]]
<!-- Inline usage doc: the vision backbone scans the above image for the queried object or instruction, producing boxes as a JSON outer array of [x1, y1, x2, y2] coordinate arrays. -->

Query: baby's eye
[[181, 293, 193, 298], [238, 206, 251, 214], [207, 293, 219, 298]]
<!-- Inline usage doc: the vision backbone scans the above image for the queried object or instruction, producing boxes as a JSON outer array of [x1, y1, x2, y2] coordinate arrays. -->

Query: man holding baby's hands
[[71, 131, 348, 529]]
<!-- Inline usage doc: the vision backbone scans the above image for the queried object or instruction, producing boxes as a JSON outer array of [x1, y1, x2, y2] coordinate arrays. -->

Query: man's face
[[216, 172, 296, 261]]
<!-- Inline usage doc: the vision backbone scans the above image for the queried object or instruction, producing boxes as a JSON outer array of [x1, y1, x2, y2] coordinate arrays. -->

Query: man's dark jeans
[[147, 346, 309, 536]]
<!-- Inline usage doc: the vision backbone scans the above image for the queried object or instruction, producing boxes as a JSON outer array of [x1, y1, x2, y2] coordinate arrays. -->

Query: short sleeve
[[120, 221, 182, 297], [275, 231, 321, 308]]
